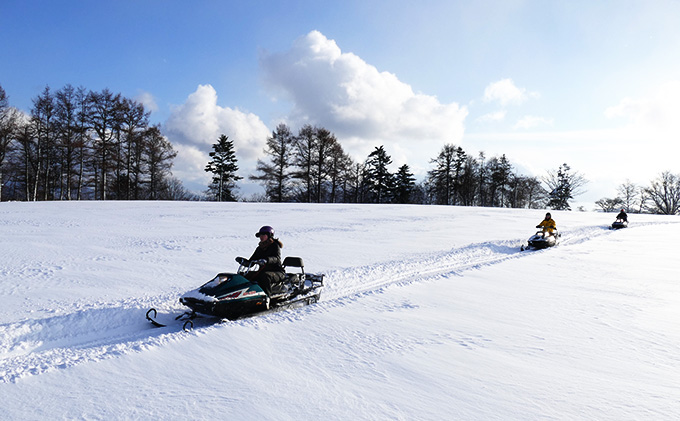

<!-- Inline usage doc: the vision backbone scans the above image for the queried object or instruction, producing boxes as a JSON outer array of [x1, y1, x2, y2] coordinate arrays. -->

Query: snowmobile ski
[[146, 308, 199, 331], [146, 308, 166, 327]]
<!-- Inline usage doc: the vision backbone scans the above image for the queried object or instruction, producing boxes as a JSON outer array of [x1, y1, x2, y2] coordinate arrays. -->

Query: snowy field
[[1, 201, 679, 420]]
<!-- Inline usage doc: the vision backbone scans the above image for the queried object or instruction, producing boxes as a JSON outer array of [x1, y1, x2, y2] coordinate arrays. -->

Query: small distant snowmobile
[[610, 219, 628, 229], [521, 229, 560, 251], [147, 256, 323, 329]]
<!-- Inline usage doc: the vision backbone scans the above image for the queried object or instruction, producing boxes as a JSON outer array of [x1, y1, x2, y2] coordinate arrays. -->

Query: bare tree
[[143, 126, 178, 200], [291, 124, 317, 202], [427, 144, 456, 205], [119, 98, 150, 199], [327, 141, 351, 203], [87, 89, 122, 200], [595, 197, 624, 212], [616, 180, 638, 212], [644, 171, 680, 215], [0, 85, 21, 201], [250, 123, 295, 202], [313, 127, 337, 203]]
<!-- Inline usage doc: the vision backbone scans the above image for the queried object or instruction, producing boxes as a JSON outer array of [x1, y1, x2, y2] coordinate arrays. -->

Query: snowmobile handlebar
[[234, 256, 263, 275]]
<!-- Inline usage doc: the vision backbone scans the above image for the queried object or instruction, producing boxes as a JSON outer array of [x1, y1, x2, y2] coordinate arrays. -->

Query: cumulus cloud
[[483, 78, 538, 106], [260, 30, 468, 174], [164, 31, 470, 193], [164, 84, 270, 190]]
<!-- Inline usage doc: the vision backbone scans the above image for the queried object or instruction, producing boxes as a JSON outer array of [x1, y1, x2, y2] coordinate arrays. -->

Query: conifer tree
[[364, 145, 394, 203], [544, 163, 588, 210], [393, 164, 415, 204], [205, 134, 242, 201]]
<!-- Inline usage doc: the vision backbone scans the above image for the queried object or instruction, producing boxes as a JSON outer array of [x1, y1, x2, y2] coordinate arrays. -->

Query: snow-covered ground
[[1, 201, 679, 420]]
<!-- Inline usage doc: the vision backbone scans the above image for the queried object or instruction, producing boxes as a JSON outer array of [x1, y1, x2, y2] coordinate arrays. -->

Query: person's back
[[616, 209, 628, 222]]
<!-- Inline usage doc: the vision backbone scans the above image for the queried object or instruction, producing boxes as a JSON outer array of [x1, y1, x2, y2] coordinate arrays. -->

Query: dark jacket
[[616, 211, 628, 222], [248, 238, 284, 273]]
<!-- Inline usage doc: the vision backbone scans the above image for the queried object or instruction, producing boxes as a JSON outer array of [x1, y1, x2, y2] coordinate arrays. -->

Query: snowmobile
[[521, 229, 560, 251], [146, 256, 323, 329], [610, 219, 628, 229]]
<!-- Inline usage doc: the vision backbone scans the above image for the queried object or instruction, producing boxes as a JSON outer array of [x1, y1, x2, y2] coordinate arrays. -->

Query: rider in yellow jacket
[[537, 212, 557, 236]]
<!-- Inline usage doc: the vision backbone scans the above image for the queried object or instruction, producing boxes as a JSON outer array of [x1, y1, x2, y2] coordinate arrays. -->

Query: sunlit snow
[[1, 201, 678, 419]]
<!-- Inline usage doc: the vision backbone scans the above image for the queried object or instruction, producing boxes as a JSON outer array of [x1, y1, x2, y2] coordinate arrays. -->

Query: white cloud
[[135, 91, 158, 113], [513, 115, 554, 130], [163, 84, 270, 191], [476, 110, 507, 123], [483, 78, 538, 106], [604, 81, 680, 136], [260, 30, 468, 174]]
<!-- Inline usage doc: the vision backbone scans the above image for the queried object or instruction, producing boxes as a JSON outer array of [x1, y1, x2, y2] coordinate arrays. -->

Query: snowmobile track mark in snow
[[1, 222, 661, 384], [322, 224, 641, 308]]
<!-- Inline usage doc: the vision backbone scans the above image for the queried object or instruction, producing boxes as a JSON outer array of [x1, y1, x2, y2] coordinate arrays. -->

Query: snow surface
[[1, 201, 679, 420]]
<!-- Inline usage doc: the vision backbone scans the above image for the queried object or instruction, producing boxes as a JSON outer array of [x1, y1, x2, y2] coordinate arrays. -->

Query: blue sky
[[2, 0, 680, 206]]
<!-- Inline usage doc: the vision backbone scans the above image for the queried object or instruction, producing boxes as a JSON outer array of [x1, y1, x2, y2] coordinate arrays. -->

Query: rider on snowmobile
[[616, 209, 628, 222], [537, 212, 557, 237], [247, 225, 285, 298]]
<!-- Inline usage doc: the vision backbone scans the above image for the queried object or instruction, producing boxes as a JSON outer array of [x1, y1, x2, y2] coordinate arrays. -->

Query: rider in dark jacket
[[247, 225, 285, 297], [616, 209, 628, 222]]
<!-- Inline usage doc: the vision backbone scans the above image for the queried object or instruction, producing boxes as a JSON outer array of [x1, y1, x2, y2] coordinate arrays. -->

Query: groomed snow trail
[[0, 222, 636, 383]]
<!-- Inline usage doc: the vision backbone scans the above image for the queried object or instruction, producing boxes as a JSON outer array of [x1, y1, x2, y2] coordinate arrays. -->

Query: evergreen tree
[[205, 134, 242, 201], [490, 154, 512, 207], [477, 152, 489, 207], [364, 145, 394, 203], [544, 163, 588, 210], [393, 164, 415, 204]]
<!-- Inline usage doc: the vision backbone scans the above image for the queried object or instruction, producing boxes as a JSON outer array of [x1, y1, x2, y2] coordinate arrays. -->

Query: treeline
[[0, 84, 189, 201], [4, 83, 609, 210], [596, 173, 680, 215], [242, 123, 576, 209]]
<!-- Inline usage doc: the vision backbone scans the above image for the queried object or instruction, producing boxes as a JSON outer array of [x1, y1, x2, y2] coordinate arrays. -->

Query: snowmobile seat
[[283, 257, 305, 286], [283, 257, 304, 274]]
